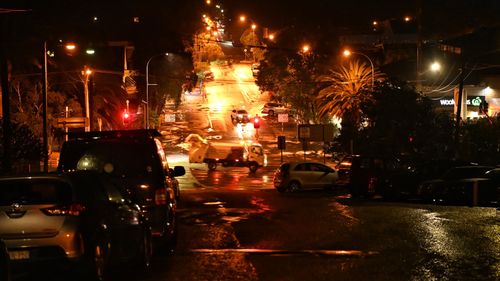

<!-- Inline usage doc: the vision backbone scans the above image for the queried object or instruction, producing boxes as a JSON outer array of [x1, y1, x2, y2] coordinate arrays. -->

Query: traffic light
[[123, 111, 130, 124], [253, 115, 261, 129]]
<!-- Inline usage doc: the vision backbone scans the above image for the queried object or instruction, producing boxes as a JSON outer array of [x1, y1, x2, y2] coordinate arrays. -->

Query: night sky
[[3, 0, 500, 39]]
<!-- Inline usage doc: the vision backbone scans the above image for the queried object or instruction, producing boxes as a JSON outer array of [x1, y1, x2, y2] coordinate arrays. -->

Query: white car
[[251, 63, 259, 77], [261, 102, 289, 116], [231, 109, 250, 123]]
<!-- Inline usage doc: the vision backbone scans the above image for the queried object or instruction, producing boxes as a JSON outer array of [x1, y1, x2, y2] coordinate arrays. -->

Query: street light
[[302, 44, 311, 53], [145, 53, 169, 129], [343, 49, 375, 88], [82, 67, 92, 132]]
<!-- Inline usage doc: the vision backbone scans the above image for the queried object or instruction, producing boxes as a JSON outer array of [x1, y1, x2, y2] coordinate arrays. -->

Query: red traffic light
[[123, 111, 131, 124], [253, 116, 261, 129]]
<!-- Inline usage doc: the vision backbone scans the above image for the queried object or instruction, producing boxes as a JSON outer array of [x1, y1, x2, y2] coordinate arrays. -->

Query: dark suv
[[348, 155, 420, 199], [57, 130, 185, 253]]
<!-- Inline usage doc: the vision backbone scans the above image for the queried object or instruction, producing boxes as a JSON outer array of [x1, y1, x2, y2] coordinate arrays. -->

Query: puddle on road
[[182, 196, 273, 225]]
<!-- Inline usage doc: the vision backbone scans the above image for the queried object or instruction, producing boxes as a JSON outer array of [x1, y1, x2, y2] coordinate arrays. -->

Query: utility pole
[[415, 0, 423, 92], [454, 63, 465, 157], [42, 41, 49, 172]]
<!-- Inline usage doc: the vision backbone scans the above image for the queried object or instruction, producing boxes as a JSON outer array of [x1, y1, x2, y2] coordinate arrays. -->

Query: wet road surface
[[140, 187, 500, 281]]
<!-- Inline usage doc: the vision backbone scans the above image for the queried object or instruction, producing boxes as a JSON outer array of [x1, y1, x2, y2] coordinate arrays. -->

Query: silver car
[[274, 161, 339, 192], [0, 172, 152, 280]]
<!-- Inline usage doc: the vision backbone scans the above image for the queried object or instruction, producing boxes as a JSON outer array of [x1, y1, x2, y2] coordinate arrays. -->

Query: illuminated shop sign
[[438, 96, 484, 107]]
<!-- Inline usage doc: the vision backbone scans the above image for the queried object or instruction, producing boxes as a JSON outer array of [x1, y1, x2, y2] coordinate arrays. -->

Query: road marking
[[189, 248, 379, 257]]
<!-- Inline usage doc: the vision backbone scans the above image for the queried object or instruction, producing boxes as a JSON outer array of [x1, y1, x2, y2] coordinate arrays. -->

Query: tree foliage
[[0, 120, 43, 172], [343, 79, 459, 162], [316, 60, 384, 122]]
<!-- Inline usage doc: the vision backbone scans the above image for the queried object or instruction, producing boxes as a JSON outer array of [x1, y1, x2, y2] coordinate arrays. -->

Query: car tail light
[[155, 188, 167, 205], [41, 203, 86, 216]]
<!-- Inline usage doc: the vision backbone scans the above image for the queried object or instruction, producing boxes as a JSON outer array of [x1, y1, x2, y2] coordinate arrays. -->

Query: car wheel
[[249, 162, 258, 173], [268, 110, 275, 116], [276, 185, 287, 193], [136, 228, 153, 270], [207, 161, 217, 171], [288, 181, 300, 192], [156, 210, 177, 256], [87, 239, 110, 281]]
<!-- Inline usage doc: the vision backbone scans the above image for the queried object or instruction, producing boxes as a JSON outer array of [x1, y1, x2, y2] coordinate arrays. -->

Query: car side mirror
[[172, 166, 186, 177], [167, 166, 186, 177]]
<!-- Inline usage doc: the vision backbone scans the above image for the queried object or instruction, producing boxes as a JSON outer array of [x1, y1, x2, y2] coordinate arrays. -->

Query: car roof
[[281, 161, 330, 166], [68, 129, 161, 141]]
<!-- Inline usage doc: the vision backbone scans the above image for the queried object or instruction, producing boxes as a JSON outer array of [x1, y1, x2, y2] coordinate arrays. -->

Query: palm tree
[[316, 60, 384, 153], [317, 60, 384, 125]]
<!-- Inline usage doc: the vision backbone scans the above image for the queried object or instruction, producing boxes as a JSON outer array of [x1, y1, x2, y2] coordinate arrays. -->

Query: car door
[[310, 163, 336, 188], [293, 163, 314, 189]]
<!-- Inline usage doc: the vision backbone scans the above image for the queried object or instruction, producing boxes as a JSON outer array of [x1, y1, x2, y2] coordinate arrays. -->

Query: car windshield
[[59, 140, 162, 177], [237, 110, 247, 114], [0, 179, 72, 206], [441, 167, 492, 180]]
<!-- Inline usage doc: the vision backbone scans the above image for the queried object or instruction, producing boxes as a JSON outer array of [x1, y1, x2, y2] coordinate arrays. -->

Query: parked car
[[58, 130, 185, 253], [261, 102, 288, 117], [273, 161, 339, 192], [417, 165, 495, 205], [203, 70, 214, 81], [348, 154, 421, 199], [251, 63, 259, 77], [0, 172, 152, 280], [334, 155, 353, 186], [0, 239, 9, 281]]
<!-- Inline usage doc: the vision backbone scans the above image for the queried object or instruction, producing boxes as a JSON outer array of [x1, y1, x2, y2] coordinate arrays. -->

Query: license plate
[[8, 250, 30, 260]]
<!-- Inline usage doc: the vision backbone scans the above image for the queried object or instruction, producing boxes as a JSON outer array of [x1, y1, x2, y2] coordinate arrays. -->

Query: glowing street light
[[269, 34, 275, 41], [430, 61, 441, 72], [343, 48, 375, 88], [251, 24, 257, 30], [302, 44, 311, 53], [82, 67, 92, 132], [239, 15, 246, 22], [65, 43, 76, 51]]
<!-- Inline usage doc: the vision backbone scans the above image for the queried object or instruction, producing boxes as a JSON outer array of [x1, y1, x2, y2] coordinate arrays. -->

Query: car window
[[442, 167, 492, 180], [101, 180, 126, 204], [59, 140, 163, 177], [0, 179, 72, 206], [251, 146, 263, 155], [294, 163, 310, 171], [279, 163, 290, 174], [310, 163, 329, 172]]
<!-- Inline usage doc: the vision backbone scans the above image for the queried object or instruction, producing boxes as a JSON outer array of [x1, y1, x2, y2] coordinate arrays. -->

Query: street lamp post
[[82, 67, 92, 132], [343, 49, 374, 88], [145, 53, 168, 129], [42, 41, 49, 172]]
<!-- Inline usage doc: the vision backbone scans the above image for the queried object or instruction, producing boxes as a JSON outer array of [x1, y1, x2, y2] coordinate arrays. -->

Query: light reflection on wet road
[[160, 187, 499, 281]]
